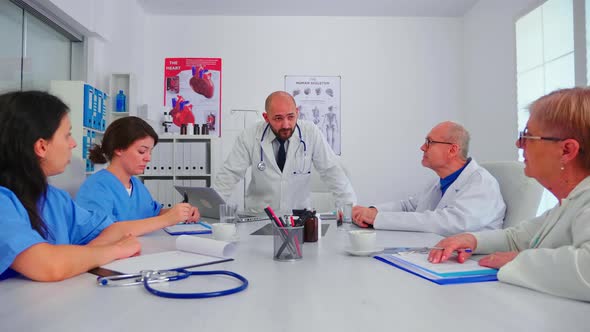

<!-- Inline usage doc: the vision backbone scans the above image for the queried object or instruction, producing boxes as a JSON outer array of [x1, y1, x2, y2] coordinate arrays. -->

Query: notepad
[[163, 221, 212, 235], [100, 235, 236, 274], [374, 252, 498, 285]]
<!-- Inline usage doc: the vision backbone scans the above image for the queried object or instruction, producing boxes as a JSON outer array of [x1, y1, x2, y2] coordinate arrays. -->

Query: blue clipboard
[[163, 221, 213, 236], [374, 255, 498, 285]]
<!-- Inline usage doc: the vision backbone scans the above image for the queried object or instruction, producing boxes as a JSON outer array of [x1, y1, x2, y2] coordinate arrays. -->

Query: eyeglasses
[[424, 138, 455, 149], [517, 127, 564, 148]]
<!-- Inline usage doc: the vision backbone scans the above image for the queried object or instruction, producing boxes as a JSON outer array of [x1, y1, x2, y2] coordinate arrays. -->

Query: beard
[[272, 126, 295, 141]]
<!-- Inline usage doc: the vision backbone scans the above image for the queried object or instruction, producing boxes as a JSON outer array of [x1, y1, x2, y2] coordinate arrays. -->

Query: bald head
[[436, 121, 470, 159], [265, 91, 296, 114], [263, 91, 299, 141]]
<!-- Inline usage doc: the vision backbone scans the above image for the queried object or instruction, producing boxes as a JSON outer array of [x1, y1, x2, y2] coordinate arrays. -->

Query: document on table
[[374, 251, 498, 285], [99, 235, 236, 274]]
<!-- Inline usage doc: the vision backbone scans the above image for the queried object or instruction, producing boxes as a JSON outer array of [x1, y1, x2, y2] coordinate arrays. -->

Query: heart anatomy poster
[[164, 58, 222, 136], [285, 75, 341, 155]]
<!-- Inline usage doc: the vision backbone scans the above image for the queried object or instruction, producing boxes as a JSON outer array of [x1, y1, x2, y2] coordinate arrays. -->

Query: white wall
[[44, 0, 112, 39], [42, 0, 145, 100], [42, 0, 545, 206], [142, 16, 464, 204], [462, 0, 544, 162]]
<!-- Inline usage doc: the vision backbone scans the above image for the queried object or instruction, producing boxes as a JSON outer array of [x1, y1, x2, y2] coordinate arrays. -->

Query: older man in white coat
[[352, 121, 505, 236], [213, 91, 356, 213]]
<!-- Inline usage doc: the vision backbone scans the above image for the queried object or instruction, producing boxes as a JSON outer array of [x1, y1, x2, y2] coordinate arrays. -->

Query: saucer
[[345, 246, 384, 256]]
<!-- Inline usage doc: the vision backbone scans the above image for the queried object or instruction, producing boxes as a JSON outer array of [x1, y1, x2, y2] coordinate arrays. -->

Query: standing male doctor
[[353, 121, 506, 236], [213, 91, 356, 213]]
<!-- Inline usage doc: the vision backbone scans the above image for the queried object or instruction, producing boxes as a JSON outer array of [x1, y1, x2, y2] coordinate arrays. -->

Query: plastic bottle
[[116, 90, 126, 112]]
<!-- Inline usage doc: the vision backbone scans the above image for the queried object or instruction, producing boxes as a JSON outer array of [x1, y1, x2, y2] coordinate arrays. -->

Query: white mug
[[348, 230, 376, 252], [212, 223, 237, 241]]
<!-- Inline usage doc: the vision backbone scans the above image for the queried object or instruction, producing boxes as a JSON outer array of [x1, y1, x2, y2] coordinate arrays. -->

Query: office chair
[[310, 156, 351, 212], [480, 161, 543, 228]]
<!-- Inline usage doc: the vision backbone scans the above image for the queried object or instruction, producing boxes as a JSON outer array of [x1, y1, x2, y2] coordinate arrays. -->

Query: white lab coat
[[213, 120, 356, 213], [472, 175, 590, 302], [373, 159, 506, 236]]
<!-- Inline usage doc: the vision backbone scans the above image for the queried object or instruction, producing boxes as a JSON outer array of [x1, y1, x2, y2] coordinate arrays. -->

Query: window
[[516, 0, 576, 215], [0, 0, 23, 91], [0, 0, 82, 92]]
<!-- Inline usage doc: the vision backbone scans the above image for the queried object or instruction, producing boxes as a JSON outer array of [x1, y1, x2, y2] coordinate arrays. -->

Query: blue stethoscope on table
[[97, 268, 248, 299], [256, 123, 310, 174]]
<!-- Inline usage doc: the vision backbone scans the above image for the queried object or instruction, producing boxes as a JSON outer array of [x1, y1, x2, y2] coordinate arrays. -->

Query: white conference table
[[0, 219, 588, 332]]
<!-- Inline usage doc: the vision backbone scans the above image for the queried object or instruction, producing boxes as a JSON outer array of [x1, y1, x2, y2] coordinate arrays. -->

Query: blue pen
[[198, 221, 212, 229], [431, 246, 472, 253]]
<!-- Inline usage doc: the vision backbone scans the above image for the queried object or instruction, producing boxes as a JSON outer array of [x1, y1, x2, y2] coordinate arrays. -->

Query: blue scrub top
[[0, 185, 113, 280], [76, 169, 162, 222]]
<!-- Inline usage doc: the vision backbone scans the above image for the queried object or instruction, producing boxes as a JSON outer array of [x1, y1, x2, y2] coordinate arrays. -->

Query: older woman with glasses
[[428, 87, 590, 302]]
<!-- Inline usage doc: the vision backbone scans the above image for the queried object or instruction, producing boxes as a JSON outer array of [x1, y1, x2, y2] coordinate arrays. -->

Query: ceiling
[[137, 0, 480, 17]]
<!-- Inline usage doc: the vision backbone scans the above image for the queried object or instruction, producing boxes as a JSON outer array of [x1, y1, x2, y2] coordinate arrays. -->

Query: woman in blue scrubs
[[76, 116, 200, 223], [0, 91, 187, 282]]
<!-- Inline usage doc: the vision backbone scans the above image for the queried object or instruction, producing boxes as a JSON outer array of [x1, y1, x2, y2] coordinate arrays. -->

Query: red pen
[[289, 215, 302, 256]]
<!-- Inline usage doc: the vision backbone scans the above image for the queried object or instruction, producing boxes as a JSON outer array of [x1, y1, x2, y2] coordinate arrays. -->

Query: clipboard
[[374, 253, 498, 285], [163, 221, 212, 235], [89, 257, 234, 277], [92, 235, 237, 276]]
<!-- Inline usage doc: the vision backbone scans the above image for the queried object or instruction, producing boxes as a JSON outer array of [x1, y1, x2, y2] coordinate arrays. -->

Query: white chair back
[[310, 157, 350, 212], [480, 161, 544, 228]]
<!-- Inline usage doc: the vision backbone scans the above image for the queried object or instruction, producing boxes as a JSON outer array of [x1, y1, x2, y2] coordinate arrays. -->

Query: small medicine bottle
[[303, 213, 318, 242]]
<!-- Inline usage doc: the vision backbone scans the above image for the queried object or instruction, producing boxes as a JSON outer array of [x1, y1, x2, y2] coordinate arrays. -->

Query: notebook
[[374, 250, 498, 285], [174, 185, 268, 222], [163, 221, 212, 235]]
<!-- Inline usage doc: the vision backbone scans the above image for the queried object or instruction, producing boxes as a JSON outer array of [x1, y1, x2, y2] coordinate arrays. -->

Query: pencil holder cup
[[273, 226, 304, 261]]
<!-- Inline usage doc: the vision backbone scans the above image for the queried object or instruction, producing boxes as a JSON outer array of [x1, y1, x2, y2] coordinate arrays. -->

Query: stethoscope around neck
[[257, 123, 309, 174]]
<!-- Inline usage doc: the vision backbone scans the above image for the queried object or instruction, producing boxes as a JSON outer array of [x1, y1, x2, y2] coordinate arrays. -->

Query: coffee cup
[[212, 223, 237, 241], [348, 230, 376, 252]]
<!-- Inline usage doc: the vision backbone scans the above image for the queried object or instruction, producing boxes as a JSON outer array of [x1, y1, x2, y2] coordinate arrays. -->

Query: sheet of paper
[[101, 235, 235, 274], [176, 235, 236, 258], [102, 251, 224, 274]]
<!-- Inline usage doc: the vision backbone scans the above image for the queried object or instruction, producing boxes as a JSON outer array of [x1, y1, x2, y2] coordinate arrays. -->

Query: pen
[[197, 221, 212, 229], [288, 215, 302, 256], [182, 192, 189, 203], [430, 247, 472, 253], [266, 206, 301, 257]]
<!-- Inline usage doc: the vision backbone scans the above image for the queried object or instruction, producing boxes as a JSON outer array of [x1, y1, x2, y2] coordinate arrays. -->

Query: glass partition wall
[[0, 0, 81, 92]]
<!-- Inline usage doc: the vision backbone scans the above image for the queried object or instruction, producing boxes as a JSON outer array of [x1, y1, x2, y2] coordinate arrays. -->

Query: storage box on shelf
[[141, 135, 217, 209]]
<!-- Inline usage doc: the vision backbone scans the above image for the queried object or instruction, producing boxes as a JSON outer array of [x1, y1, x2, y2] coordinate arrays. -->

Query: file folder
[[374, 252, 498, 285], [164, 221, 213, 235]]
